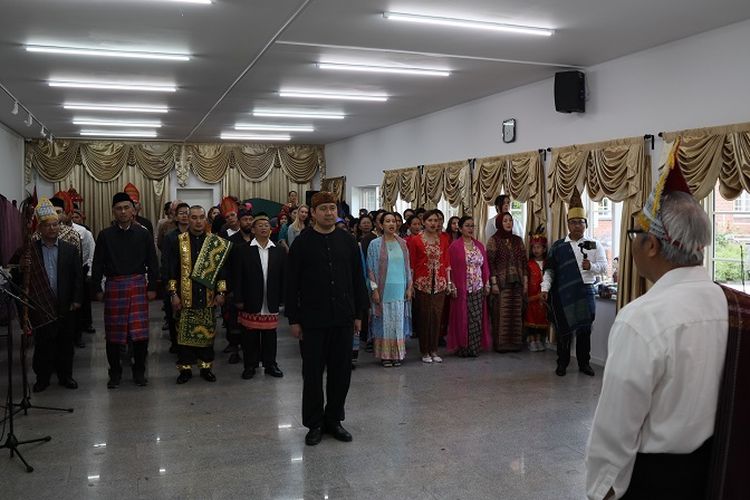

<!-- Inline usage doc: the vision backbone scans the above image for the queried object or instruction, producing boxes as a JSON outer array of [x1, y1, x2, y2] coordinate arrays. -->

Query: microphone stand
[[0, 281, 51, 472], [0, 267, 73, 420]]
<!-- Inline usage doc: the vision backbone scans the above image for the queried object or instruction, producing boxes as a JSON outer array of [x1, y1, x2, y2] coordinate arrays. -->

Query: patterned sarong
[[177, 307, 216, 347], [546, 240, 592, 334], [238, 312, 279, 331], [104, 274, 149, 345], [189, 233, 232, 289]]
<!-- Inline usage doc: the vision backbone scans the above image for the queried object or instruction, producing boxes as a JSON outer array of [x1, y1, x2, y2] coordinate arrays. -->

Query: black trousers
[[241, 328, 278, 369], [165, 299, 178, 348], [300, 325, 353, 429], [621, 437, 712, 499], [557, 286, 596, 369], [79, 275, 93, 329], [33, 314, 75, 382], [177, 344, 215, 369], [106, 340, 148, 377], [225, 304, 241, 348]]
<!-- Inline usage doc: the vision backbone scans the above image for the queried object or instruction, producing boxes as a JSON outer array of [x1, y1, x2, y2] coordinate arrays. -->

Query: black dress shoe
[[264, 365, 284, 378], [324, 422, 353, 442], [555, 366, 567, 377], [228, 352, 241, 364], [200, 368, 217, 382], [134, 374, 148, 386], [33, 380, 50, 393], [107, 371, 122, 389], [169, 344, 178, 354], [241, 367, 256, 380], [59, 378, 79, 389], [305, 427, 323, 446], [86, 326, 96, 334], [176, 369, 193, 384], [579, 365, 595, 376]]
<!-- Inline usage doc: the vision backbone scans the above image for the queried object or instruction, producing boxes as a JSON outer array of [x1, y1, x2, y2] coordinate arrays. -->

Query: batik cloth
[[177, 306, 217, 348], [190, 232, 232, 289]]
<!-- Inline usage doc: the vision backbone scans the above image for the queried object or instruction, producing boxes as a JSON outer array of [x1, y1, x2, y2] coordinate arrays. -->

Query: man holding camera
[[541, 187, 607, 377]]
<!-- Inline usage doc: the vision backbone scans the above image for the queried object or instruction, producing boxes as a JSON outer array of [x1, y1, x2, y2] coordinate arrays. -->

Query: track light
[[25, 113, 33, 127], [11, 101, 19, 115]]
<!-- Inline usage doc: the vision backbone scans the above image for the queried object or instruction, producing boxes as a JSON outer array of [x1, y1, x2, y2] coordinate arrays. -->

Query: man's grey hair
[[655, 191, 711, 266]]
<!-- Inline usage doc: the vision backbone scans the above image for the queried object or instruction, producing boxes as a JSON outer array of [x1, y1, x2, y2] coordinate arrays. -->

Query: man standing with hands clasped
[[286, 192, 368, 446]]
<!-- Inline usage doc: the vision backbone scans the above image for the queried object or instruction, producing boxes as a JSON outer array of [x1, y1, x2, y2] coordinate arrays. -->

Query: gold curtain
[[380, 167, 421, 210], [186, 144, 234, 184], [221, 165, 309, 206], [27, 140, 176, 183], [53, 164, 169, 237], [661, 122, 750, 200], [546, 136, 650, 308], [472, 150, 546, 243], [277, 145, 324, 184], [321, 176, 346, 201], [422, 161, 470, 211]]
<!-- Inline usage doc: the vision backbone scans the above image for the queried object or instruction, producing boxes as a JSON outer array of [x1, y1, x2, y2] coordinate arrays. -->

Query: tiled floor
[[0, 303, 602, 499]]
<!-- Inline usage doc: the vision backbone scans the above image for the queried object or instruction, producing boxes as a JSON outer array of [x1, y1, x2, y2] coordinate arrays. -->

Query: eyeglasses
[[627, 228, 646, 241]]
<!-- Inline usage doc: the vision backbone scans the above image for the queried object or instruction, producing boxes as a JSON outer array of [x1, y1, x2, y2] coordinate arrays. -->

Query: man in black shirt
[[161, 202, 190, 353], [92, 192, 159, 388], [286, 191, 368, 446], [224, 206, 254, 364]]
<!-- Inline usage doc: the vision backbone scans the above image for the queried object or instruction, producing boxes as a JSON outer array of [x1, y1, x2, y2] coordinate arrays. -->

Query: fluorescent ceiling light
[[317, 61, 450, 77], [64, 103, 169, 113], [154, 0, 212, 4], [26, 45, 190, 61], [220, 132, 291, 141], [279, 90, 388, 102], [80, 129, 158, 138], [235, 123, 313, 132], [74, 118, 162, 128], [49, 80, 176, 92], [252, 109, 345, 120], [383, 11, 554, 37]]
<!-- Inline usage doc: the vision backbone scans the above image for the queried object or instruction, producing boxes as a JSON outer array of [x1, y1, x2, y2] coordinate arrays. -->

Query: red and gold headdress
[[220, 196, 239, 217], [529, 225, 548, 247]]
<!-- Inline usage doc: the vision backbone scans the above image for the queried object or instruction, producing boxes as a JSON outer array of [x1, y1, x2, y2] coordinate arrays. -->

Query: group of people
[[11, 165, 747, 498], [343, 192, 607, 379]]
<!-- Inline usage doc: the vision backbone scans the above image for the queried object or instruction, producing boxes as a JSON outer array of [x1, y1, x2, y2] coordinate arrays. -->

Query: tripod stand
[[0, 284, 51, 472]]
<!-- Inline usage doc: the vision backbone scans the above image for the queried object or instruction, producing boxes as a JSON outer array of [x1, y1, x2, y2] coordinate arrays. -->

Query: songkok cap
[[529, 225, 548, 247], [637, 139, 693, 248], [124, 182, 140, 203], [567, 186, 587, 221], [311, 191, 336, 210], [220, 196, 238, 217], [35, 197, 58, 223], [112, 192, 134, 207]]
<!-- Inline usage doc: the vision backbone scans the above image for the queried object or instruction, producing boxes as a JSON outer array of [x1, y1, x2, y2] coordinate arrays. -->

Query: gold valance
[[26, 140, 324, 187], [422, 161, 469, 211], [380, 167, 421, 210], [321, 176, 346, 202], [659, 121, 750, 201]]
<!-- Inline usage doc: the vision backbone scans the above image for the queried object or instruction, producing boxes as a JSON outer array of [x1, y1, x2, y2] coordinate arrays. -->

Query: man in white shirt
[[233, 213, 286, 380], [485, 194, 524, 241], [585, 151, 747, 499], [541, 188, 607, 376]]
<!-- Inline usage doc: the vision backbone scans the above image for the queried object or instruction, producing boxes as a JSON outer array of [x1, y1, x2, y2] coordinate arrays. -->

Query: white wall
[[327, 18, 750, 207], [0, 123, 25, 203]]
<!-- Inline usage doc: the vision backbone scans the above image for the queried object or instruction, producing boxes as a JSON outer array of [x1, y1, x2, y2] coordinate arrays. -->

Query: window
[[436, 196, 462, 219], [487, 198, 527, 236], [710, 182, 750, 291], [582, 191, 621, 283], [394, 195, 411, 216], [357, 186, 379, 212]]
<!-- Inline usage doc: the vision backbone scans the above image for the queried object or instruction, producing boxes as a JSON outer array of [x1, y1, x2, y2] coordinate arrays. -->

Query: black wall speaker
[[305, 190, 319, 207], [554, 71, 586, 113]]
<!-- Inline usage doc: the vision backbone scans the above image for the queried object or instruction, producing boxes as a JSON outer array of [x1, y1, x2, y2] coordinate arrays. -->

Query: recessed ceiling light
[[49, 80, 176, 92], [235, 123, 313, 132], [73, 118, 162, 128], [279, 90, 388, 102], [252, 109, 345, 120], [80, 129, 158, 138], [382, 11, 554, 37], [26, 45, 190, 61], [220, 132, 291, 141], [317, 61, 450, 77], [64, 103, 169, 113]]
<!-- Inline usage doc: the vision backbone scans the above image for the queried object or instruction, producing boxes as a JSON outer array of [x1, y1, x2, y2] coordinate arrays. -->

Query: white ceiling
[[1, 0, 750, 144]]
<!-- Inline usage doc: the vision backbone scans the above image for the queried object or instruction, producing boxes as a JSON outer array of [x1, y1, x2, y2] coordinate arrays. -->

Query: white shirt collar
[[250, 238, 275, 249]]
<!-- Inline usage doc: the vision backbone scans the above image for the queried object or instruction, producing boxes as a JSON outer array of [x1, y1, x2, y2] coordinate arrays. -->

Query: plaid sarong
[[546, 239, 593, 334], [177, 307, 216, 347], [104, 274, 149, 345]]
